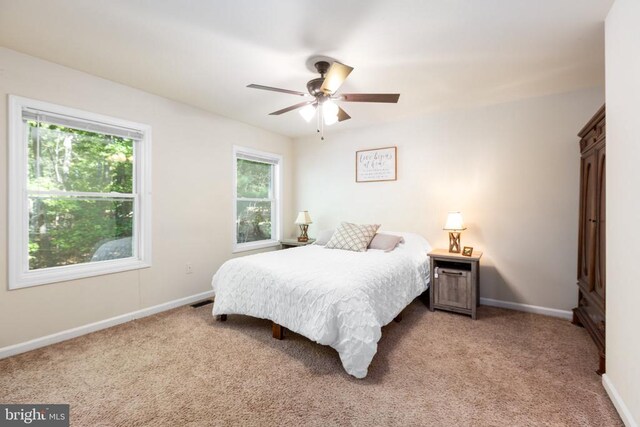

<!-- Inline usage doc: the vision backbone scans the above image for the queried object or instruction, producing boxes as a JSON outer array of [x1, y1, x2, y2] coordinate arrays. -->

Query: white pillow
[[325, 222, 380, 252], [383, 231, 433, 254], [313, 229, 335, 246], [368, 233, 405, 252]]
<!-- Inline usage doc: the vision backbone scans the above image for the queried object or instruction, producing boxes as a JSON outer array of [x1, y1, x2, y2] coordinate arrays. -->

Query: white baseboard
[[603, 374, 638, 427], [480, 297, 573, 320], [0, 290, 215, 360]]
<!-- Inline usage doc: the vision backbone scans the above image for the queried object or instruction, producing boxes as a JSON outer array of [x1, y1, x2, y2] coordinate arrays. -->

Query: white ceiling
[[0, 0, 612, 138]]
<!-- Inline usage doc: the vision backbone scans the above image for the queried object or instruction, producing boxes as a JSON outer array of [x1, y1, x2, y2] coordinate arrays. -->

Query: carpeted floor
[[0, 301, 622, 426]]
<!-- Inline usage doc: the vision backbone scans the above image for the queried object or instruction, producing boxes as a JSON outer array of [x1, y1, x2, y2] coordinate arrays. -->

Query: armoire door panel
[[578, 150, 597, 291], [595, 145, 606, 301]]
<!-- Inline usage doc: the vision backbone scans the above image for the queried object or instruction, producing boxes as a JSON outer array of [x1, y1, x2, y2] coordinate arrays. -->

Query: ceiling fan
[[247, 60, 400, 139]]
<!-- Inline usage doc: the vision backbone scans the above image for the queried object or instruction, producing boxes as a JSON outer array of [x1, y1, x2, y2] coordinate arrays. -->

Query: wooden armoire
[[573, 105, 606, 375]]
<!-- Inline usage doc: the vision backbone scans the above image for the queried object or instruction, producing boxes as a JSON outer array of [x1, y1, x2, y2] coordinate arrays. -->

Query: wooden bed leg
[[272, 322, 284, 340], [393, 313, 403, 323], [216, 314, 227, 322]]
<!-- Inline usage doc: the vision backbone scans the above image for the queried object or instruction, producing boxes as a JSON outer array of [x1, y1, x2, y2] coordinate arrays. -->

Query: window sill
[[9, 258, 151, 290], [233, 240, 281, 254]]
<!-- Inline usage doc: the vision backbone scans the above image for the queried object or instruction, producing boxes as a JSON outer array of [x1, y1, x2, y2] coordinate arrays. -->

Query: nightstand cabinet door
[[435, 269, 471, 309]]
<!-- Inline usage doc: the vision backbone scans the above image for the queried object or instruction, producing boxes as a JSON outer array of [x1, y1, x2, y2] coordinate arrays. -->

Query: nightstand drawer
[[435, 268, 471, 309]]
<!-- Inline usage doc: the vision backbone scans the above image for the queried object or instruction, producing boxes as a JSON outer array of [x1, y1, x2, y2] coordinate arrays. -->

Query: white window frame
[[233, 145, 282, 253], [8, 95, 152, 290]]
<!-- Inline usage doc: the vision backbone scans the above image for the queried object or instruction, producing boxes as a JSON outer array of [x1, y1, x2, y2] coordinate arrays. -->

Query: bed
[[211, 232, 431, 378]]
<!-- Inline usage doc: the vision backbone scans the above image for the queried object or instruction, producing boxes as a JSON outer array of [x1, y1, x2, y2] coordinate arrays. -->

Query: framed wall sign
[[355, 146, 397, 183]]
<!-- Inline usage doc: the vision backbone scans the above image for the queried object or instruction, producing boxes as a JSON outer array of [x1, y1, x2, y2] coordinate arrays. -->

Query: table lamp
[[295, 211, 312, 242], [443, 212, 466, 253]]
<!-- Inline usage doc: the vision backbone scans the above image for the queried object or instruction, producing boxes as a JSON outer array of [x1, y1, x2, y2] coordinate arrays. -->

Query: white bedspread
[[211, 232, 431, 378]]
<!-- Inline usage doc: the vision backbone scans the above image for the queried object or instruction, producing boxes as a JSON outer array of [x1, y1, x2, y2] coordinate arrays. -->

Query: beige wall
[[605, 0, 640, 424], [0, 48, 294, 348], [293, 88, 604, 311]]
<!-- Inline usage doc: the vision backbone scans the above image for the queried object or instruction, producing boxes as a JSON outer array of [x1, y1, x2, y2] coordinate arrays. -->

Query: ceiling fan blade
[[320, 62, 354, 94], [337, 107, 351, 122], [340, 93, 400, 103], [269, 100, 316, 115], [247, 84, 310, 97]]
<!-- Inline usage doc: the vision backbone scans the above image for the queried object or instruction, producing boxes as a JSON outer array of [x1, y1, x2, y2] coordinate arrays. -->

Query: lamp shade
[[299, 104, 316, 122], [443, 212, 466, 231], [322, 100, 339, 126], [295, 211, 312, 225]]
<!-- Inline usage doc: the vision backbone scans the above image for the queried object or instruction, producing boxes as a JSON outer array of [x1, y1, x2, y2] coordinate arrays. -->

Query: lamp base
[[298, 224, 309, 242], [448, 232, 461, 253]]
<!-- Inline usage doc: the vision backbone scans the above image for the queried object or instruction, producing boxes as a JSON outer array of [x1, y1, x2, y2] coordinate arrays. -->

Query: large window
[[233, 146, 281, 252], [8, 96, 151, 289]]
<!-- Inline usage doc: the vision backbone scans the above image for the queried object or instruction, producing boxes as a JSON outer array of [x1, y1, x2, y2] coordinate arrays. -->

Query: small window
[[8, 96, 152, 289], [233, 146, 282, 252]]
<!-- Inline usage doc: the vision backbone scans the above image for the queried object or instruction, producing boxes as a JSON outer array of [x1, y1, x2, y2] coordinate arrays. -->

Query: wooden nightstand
[[428, 249, 482, 319], [280, 238, 316, 249]]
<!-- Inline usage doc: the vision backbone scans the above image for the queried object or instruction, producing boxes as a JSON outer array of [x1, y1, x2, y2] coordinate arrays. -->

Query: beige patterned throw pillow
[[325, 222, 380, 252]]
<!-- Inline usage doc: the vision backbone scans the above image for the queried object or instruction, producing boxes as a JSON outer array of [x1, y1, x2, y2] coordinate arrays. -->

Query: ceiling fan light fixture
[[324, 112, 338, 126], [322, 100, 339, 125], [299, 104, 316, 122]]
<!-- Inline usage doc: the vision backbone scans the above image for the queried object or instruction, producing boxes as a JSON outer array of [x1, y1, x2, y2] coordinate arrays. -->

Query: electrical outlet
[[185, 263, 193, 274]]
